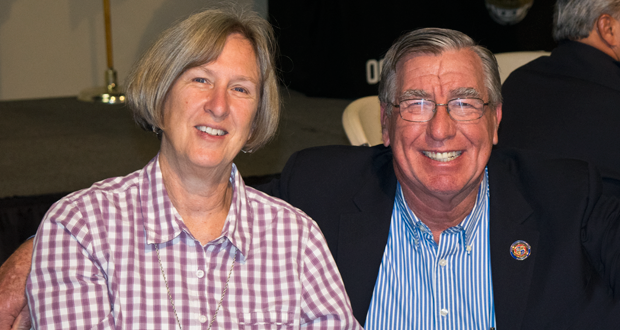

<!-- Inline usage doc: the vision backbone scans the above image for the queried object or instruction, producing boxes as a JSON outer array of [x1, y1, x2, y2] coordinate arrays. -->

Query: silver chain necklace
[[154, 243, 237, 330]]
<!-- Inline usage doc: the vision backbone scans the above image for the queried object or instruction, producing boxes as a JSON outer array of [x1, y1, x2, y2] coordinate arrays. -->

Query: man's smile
[[422, 150, 463, 162]]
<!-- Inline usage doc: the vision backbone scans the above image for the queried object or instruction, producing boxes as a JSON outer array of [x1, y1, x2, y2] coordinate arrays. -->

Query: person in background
[[24, 8, 360, 329], [499, 0, 620, 195]]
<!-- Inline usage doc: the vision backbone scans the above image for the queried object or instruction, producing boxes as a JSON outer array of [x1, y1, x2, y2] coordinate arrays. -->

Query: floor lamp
[[78, 0, 125, 104]]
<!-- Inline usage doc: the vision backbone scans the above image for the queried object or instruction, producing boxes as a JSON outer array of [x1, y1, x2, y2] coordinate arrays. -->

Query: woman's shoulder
[[243, 185, 323, 234], [43, 168, 145, 233], [61, 168, 144, 204], [244, 185, 309, 218], [241, 185, 328, 252]]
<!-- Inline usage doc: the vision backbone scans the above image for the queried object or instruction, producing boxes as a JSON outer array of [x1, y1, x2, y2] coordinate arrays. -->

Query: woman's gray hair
[[126, 8, 279, 152], [378, 28, 502, 117], [553, 0, 620, 41]]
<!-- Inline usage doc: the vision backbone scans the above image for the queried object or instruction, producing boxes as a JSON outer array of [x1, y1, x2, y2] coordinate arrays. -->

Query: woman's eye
[[233, 87, 248, 93], [193, 78, 208, 84]]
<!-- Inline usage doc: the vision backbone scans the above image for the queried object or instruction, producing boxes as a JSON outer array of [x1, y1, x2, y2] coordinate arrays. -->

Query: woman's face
[[160, 33, 260, 174]]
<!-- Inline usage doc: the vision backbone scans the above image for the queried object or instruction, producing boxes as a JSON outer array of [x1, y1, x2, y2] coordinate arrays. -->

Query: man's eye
[[233, 87, 248, 93], [193, 78, 208, 83], [454, 100, 476, 109]]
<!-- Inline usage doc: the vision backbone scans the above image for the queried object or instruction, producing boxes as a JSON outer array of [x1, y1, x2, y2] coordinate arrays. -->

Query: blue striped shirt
[[365, 169, 495, 329]]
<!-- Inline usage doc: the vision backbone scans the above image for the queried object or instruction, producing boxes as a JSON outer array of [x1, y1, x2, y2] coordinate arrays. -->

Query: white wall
[[0, 0, 267, 101]]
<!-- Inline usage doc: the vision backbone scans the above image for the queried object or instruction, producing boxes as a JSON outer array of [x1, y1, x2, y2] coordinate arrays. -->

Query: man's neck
[[400, 181, 480, 244], [577, 35, 618, 60]]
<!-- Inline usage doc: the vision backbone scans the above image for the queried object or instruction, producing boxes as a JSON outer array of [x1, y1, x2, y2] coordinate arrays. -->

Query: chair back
[[342, 96, 382, 146], [494, 51, 551, 84]]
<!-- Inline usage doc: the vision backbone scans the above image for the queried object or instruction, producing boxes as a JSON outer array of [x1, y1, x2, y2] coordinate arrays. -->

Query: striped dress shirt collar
[[396, 169, 488, 251]]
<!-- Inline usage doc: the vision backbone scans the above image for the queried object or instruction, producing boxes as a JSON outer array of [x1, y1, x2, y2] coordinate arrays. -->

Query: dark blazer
[[259, 144, 620, 329], [499, 41, 620, 195]]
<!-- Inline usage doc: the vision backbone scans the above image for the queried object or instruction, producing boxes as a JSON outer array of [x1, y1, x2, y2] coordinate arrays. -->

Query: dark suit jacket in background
[[259, 145, 620, 329], [499, 41, 620, 195]]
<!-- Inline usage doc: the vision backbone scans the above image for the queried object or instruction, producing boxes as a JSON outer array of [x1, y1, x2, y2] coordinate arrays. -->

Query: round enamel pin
[[510, 240, 531, 261]]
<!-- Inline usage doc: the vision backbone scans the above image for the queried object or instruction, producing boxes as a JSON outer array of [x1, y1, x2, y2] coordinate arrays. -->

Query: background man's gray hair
[[378, 28, 502, 117], [554, 0, 620, 41]]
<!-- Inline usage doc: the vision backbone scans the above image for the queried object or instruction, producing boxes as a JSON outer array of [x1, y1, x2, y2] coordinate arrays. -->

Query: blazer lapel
[[336, 148, 397, 323], [488, 154, 540, 330]]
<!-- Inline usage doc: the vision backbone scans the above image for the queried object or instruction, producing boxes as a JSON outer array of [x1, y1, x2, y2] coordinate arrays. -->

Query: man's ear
[[493, 103, 503, 145], [597, 14, 619, 48], [380, 104, 391, 147]]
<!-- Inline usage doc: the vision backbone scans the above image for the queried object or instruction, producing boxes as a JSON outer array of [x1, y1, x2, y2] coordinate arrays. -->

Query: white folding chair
[[342, 96, 383, 146], [494, 51, 551, 84]]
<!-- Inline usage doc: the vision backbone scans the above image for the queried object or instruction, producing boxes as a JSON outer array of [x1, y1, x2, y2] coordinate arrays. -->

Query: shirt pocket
[[238, 311, 298, 330]]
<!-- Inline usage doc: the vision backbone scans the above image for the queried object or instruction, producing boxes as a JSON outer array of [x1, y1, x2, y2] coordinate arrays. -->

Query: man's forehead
[[395, 49, 485, 99], [399, 87, 483, 100]]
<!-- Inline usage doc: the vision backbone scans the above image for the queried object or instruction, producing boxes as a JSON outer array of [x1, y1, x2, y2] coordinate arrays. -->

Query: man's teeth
[[423, 151, 462, 162], [196, 126, 226, 136]]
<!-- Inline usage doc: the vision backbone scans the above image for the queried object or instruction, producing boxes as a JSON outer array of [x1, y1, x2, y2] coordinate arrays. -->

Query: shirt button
[[199, 315, 208, 323], [466, 245, 473, 252], [440, 308, 449, 317], [196, 270, 205, 278], [439, 259, 447, 267]]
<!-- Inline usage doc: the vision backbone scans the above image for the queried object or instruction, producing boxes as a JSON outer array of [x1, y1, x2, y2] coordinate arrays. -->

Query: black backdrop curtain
[[269, 0, 556, 99], [0, 193, 68, 265]]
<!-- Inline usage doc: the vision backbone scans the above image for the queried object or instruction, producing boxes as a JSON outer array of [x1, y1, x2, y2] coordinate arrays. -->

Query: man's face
[[381, 49, 502, 204]]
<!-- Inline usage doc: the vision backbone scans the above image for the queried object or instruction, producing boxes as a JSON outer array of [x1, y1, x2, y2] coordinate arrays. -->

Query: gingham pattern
[[365, 169, 495, 329], [27, 155, 361, 330]]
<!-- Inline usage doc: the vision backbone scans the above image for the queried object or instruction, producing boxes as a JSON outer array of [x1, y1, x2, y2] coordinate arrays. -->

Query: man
[[499, 0, 620, 195], [2, 28, 620, 329], [261, 28, 620, 329]]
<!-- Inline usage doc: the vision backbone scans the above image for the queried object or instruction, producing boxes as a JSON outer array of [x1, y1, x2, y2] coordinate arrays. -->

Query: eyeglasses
[[391, 98, 489, 122]]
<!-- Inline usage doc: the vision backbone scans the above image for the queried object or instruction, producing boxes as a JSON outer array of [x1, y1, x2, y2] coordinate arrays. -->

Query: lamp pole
[[78, 0, 125, 104]]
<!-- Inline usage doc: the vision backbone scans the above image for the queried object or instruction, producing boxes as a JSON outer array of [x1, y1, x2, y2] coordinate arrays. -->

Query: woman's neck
[[159, 153, 234, 245]]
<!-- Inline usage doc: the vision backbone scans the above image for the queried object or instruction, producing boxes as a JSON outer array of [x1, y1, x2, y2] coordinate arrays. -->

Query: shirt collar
[[396, 167, 489, 249], [140, 154, 252, 261]]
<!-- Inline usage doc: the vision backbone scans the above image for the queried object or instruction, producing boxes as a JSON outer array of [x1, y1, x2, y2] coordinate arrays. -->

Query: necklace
[[154, 243, 237, 330]]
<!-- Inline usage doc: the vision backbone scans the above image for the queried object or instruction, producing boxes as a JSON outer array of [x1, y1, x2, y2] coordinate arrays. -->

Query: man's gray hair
[[378, 28, 502, 117], [554, 0, 620, 41]]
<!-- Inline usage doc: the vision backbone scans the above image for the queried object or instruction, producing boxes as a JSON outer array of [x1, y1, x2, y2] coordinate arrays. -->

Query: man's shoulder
[[266, 144, 395, 204], [490, 148, 594, 190], [491, 148, 590, 171], [503, 55, 556, 85], [504, 41, 619, 89], [283, 144, 392, 178], [291, 144, 390, 164]]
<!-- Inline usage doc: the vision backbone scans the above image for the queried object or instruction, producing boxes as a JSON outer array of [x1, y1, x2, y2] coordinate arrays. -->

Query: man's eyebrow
[[449, 87, 482, 99], [400, 89, 431, 100]]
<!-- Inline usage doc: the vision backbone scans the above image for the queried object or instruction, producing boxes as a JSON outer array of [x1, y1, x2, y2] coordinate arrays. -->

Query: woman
[[27, 9, 360, 329]]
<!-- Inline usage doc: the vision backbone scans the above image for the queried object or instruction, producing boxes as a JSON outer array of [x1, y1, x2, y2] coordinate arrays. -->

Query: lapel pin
[[510, 240, 531, 261]]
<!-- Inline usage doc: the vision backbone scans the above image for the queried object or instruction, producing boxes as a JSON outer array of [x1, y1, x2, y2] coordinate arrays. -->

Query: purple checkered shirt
[[27, 155, 361, 329]]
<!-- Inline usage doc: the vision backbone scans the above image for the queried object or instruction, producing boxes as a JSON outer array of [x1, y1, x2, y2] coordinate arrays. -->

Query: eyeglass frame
[[390, 97, 490, 123]]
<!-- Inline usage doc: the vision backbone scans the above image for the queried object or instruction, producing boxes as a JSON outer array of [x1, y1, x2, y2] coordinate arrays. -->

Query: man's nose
[[427, 104, 456, 141]]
